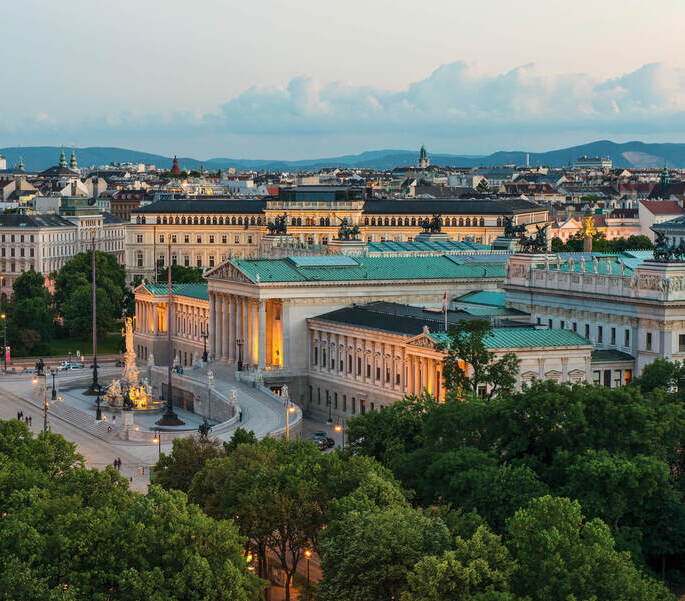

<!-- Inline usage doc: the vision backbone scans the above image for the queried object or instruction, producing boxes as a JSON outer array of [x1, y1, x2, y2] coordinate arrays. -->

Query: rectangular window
[[572, 322, 577, 332], [209, 235, 215, 244], [331, 356, 335, 369], [248, 236, 253, 244], [136, 234, 143, 243], [171, 235, 177, 243], [184, 255, 190, 267], [585, 324, 590, 339], [30, 248, 34, 257], [347, 355, 352, 373], [317, 388, 321, 405], [208, 255, 215, 267], [196, 257, 202, 268], [136, 253, 143, 267], [334, 393, 338, 410], [375, 366, 380, 380], [560, 320, 565, 329], [222, 235, 227, 243], [352, 397, 356, 414], [235, 235, 240, 244], [536, 317, 541, 325], [679, 334, 685, 353], [20, 235, 24, 243], [370, 402, 375, 411], [357, 357, 361, 375], [196, 236, 202, 244], [611, 327, 616, 345], [322, 349, 326, 367], [597, 326, 603, 343], [366, 363, 371, 378], [159, 235, 164, 243], [339, 359, 343, 372], [184, 235, 190, 243], [171, 254, 177, 266], [548, 318, 553, 328], [313, 347, 318, 366], [624, 369, 633, 385], [343, 395, 347, 412], [646, 332, 652, 350], [385, 368, 390, 382], [624, 329, 630, 347], [20, 249, 24, 257]]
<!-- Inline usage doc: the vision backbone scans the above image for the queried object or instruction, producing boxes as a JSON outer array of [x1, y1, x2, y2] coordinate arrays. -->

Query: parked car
[[21, 368, 36, 374], [325, 437, 335, 448], [68, 363, 84, 370]]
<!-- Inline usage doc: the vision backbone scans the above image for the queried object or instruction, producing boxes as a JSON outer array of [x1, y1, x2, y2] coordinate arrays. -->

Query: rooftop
[[591, 349, 635, 363], [0, 214, 75, 228], [430, 327, 592, 350], [366, 239, 489, 253], [226, 254, 504, 284], [454, 290, 507, 307], [141, 282, 209, 301], [132, 198, 267, 214]]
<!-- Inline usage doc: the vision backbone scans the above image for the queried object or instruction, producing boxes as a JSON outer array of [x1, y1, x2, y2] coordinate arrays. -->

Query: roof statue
[[519, 224, 549, 254], [421, 213, 442, 233], [503, 216, 526, 238], [581, 215, 596, 239], [267, 213, 288, 235], [337, 217, 361, 241], [653, 231, 685, 263]]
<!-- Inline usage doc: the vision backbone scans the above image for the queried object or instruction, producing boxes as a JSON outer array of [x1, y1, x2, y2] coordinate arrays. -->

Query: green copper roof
[[230, 255, 504, 283], [366, 239, 490, 253], [430, 328, 591, 350], [591, 349, 635, 363], [143, 282, 208, 301], [455, 291, 506, 307]]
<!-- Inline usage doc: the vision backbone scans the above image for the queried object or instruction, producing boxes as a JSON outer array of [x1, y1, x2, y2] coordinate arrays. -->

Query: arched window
[[403, 218, 409, 226], [251, 217, 256, 225], [141, 217, 146, 224], [297, 217, 302, 226], [391, 218, 396, 226], [238, 217, 243, 225], [325, 217, 330, 226], [479, 217, 485, 227], [218, 217, 224, 225], [162, 217, 167, 224], [411, 218, 416, 226], [384, 218, 389, 226], [465, 218, 471, 226], [199, 217, 205, 225], [136, 216, 141, 224], [213, 217, 218, 225], [371, 218, 376, 226], [459, 217, 464, 226], [181, 217, 186, 225], [232, 217, 236, 225], [451, 217, 457, 226], [319, 218, 325, 226], [292, 217, 297, 226], [496, 217, 502, 227], [193, 217, 198, 225], [365, 217, 369, 225], [175, 217, 180, 225]]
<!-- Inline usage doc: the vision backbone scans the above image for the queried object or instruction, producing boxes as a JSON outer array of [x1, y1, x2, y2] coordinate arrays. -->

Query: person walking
[[28, 416, 32, 427]]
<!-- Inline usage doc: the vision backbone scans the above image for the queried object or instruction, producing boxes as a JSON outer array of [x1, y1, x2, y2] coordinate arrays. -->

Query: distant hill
[[2, 140, 685, 172]]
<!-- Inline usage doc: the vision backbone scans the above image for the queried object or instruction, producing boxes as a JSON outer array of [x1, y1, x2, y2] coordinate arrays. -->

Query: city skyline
[[2, 0, 685, 157]]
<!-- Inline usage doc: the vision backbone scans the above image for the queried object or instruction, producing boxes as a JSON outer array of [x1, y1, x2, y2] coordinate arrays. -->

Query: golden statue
[[581, 215, 596, 239]]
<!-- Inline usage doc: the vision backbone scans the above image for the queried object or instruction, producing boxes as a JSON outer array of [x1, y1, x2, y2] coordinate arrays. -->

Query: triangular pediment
[[204, 259, 254, 284], [406, 332, 439, 350]]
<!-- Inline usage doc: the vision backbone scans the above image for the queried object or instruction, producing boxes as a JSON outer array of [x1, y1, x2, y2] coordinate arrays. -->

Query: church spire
[[59, 146, 67, 168], [17, 156, 24, 172], [69, 148, 78, 170], [170, 155, 181, 175]]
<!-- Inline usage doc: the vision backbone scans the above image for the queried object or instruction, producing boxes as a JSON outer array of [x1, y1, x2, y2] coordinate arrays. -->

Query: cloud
[[3, 61, 685, 155], [217, 61, 685, 136]]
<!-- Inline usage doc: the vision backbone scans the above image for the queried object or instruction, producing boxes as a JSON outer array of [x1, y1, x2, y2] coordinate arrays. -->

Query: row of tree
[[551, 233, 653, 253]]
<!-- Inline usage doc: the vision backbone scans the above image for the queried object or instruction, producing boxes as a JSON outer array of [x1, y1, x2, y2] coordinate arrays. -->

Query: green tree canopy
[[439, 319, 519, 399], [157, 264, 206, 283]]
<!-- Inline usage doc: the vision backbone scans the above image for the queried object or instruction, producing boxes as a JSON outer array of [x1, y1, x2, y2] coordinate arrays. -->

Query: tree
[[476, 180, 489, 193], [402, 527, 518, 601], [318, 499, 451, 601], [223, 427, 257, 454], [152, 434, 225, 493], [0, 419, 263, 601], [157, 264, 205, 283], [61, 283, 116, 338], [191, 438, 329, 601], [54, 250, 126, 331], [631, 358, 685, 397], [439, 319, 519, 399], [506, 496, 674, 601], [12, 269, 49, 302]]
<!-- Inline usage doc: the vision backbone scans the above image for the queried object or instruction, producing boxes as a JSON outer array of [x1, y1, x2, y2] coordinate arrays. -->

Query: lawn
[[13, 333, 123, 358]]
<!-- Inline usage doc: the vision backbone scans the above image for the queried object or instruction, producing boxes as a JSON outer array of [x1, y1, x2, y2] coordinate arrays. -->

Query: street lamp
[[207, 370, 214, 420], [51, 368, 57, 400], [236, 338, 244, 371], [304, 549, 312, 584], [286, 402, 296, 441], [152, 429, 161, 459], [0, 312, 6, 373], [32, 371, 50, 432], [334, 416, 345, 450], [326, 392, 332, 425], [201, 324, 209, 363], [95, 394, 102, 421]]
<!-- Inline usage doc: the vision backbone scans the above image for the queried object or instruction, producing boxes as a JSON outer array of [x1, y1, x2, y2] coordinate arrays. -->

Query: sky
[[1, 0, 685, 159]]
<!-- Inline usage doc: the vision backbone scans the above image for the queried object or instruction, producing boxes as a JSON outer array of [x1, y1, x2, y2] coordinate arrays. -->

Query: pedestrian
[[107, 425, 112, 433], [112, 414, 116, 423], [117, 457, 122, 470], [113, 459, 118, 469], [239, 410, 243, 422], [25, 416, 28, 424], [28, 416, 32, 426]]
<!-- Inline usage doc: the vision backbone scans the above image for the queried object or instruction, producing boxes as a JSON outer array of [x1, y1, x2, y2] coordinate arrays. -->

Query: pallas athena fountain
[[103, 317, 156, 410]]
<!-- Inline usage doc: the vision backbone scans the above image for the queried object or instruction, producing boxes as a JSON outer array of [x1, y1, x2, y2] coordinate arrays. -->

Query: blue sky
[[2, 0, 685, 158]]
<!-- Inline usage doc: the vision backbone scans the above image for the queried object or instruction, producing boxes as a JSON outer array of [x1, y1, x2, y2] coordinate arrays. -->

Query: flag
[[442, 291, 447, 313]]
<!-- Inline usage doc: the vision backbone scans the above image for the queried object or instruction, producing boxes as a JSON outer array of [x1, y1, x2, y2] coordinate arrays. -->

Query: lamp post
[[33, 372, 49, 432], [334, 416, 345, 450], [51, 368, 57, 400], [326, 392, 332, 425], [95, 394, 102, 421], [152, 429, 161, 459], [304, 549, 312, 584], [236, 338, 244, 371], [86, 232, 102, 395], [286, 401, 296, 441], [207, 370, 214, 420], [0, 312, 6, 373], [201, 325, 209, 363]]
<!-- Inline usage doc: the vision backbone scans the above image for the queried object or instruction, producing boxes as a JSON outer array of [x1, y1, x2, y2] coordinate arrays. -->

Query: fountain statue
[[103, 317, 152, 409]]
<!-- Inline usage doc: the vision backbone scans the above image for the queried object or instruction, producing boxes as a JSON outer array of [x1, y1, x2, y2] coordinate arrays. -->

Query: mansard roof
[[362, 198, 543, 215]]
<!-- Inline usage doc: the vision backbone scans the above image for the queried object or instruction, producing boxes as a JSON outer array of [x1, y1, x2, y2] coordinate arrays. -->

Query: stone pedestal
[[413, 231, 451, 243], [583, 236, 592, 253], [326, 238, 367, 256], [259, 234, 299, 257], [492, 236, 521, 251], [121, 410, 134, 427]]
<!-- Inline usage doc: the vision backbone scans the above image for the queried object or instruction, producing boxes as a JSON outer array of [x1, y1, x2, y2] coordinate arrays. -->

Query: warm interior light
[[288, 405, 296, 413]]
